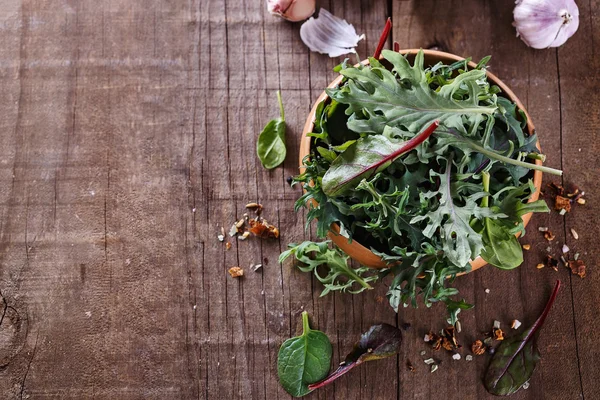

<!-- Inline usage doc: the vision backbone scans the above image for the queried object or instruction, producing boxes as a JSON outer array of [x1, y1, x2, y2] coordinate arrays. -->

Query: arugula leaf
[[327, 50, 497, 135], [485, 281, 561, 395], [410, 157, 502, 267], [445, 298, 474, 326], [278, 311, 332, 397], [279, 241, 378, 296], [434, 128, 563, 176], [257, 91, 286, 169], [308, 324, 402, 391], [321, 121, 439, 196]]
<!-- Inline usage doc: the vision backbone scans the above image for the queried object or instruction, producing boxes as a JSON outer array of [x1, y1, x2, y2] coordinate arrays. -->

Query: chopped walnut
[[431, 336, 442, 351], [568, 260, 586, 278], [406, 359, 415, 372], [442, 337, 454, 351], [225, 242, 232, 250], [249, 219, 279, 239], [493, 328, 505, 341], [555, 195, 571, 213], [544, 231, 556, 241], [522, 244, 531, 251], [471, 340, 486, 356], [228, 267, 244, 278]]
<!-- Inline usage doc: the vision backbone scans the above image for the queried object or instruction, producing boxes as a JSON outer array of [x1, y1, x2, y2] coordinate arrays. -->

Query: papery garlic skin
[[267, 0, 315, 22], [513, 0, 579, 49], [300, 9, 365, 57]]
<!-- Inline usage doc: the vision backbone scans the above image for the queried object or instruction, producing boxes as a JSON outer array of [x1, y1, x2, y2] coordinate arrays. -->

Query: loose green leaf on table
[[277, 311, 332, 397], [279, 241, 378, 296], [484, 280, 561, 396], [257, 90, 286, 169], [308, 324, 402, 391], [321, 120, 439, 197], [445, 298, 474, 326]]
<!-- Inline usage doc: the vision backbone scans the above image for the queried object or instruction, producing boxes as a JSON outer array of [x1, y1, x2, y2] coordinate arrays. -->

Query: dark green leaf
[[480, 218, 523, 270], [485, 281, 561, 396], [308, 324, 402, 391], [277, 311, 332, 397], [257, 91, 286, 169]]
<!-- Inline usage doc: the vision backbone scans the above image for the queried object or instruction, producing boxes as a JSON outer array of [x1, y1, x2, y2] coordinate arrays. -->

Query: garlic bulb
[[513, 0, 579, 49], [267, 0, 315, 22], [300, 9, 365, 58]]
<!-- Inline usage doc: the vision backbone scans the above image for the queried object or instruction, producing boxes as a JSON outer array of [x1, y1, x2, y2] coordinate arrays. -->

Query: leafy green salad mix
[[286, 50, 561, 313]]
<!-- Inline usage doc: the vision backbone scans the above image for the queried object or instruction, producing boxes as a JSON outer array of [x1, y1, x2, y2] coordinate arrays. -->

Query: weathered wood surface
[[0, 0, 597, 399]]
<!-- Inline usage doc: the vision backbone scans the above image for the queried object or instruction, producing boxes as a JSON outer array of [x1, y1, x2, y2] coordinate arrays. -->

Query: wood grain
[[0, 0, 597, 399]]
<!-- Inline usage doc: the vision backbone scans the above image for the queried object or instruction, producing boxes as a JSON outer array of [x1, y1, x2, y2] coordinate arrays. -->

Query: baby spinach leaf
[[485, 281, 561, 396], [308, 324, 402, 391], [321, 121, 439, 197], [479, 172, 523, 270], [277, 311, 332, 397], [257, 91, 286, 169], [480, 218, 523, 270]]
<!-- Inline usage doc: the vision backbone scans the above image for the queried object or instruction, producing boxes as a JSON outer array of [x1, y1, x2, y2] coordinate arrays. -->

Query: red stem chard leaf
[[321, 121, 439, 197], [308, 323, 402, 391], [484, 280, 561, 396], [277, 311, 332, 397], [373, 17, 391, 59]]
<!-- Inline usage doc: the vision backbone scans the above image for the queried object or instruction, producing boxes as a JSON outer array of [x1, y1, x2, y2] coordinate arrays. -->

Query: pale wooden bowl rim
[[299, 49, 543, 272]]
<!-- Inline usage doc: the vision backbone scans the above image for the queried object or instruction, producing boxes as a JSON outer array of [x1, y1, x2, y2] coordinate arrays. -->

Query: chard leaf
[[277, 311, 332, 397], [321, 121, 439, 197], [257, 91, 286, 169], [485, 281, 561, 396], [308, 324, 402, 391], [327, 49, 497, 135]]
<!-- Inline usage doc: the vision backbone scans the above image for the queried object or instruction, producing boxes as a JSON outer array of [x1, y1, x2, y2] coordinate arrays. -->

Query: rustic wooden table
[[0, 0, 598, 399]]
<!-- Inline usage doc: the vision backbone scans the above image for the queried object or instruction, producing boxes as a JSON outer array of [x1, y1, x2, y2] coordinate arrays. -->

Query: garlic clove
[[300, 9, 365, 57], [267, 0, 316, 22], [513, 0, 579, 49]]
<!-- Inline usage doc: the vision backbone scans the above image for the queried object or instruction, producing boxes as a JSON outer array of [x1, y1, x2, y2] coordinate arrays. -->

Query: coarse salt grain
[[562, 244, 570, 253], [511, 319, 522, 329], [571, 228, 579, 240], [485, 288, 490, 294], [452, 353, 461, 360], [465, 355, 473, 361]]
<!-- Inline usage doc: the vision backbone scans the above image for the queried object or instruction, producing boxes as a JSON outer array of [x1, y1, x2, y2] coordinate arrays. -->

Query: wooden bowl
[[299, 49, 543, 271]]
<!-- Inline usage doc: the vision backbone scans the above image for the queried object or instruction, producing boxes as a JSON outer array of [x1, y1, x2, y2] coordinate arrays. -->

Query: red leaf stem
[[373, 18, 392, 59]]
